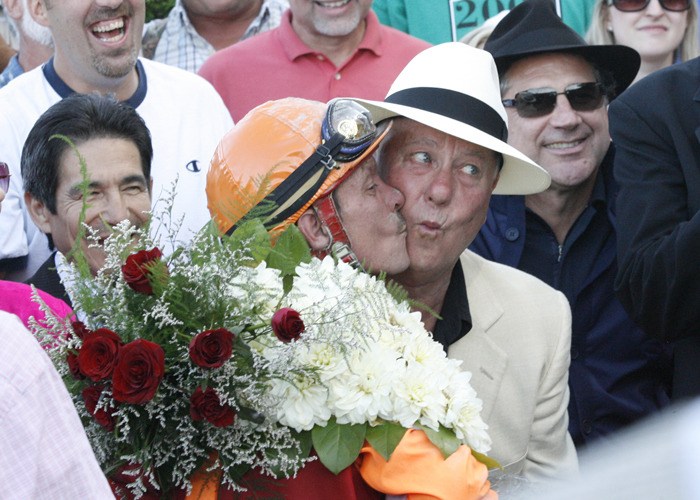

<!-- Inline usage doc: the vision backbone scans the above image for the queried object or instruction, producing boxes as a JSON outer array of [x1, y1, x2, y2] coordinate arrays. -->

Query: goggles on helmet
[[225, 99, 378, 236]]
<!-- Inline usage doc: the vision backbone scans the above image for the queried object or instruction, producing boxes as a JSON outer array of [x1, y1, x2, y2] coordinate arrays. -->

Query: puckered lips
[[89, 16, 128, 44], [415, 219, 443, 239]]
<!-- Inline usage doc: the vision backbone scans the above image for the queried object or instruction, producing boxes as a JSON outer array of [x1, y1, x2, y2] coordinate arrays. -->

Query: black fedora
[[484, 0, 640, 97]]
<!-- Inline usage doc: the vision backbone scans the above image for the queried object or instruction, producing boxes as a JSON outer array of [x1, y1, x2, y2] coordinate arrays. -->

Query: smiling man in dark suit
[[22, 93, 153, 306]]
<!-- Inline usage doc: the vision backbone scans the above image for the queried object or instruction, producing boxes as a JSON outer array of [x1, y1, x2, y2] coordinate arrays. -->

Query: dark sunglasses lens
[[566, 84, 605, 111], [614, 0, 689, 10], [661, 0, 691, 10], [514, 90, 557, 118], [613, 0, 649, 11]]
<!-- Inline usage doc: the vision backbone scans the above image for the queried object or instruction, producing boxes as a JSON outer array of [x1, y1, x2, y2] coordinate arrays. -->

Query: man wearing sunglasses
[[473, 0, 672, 448]]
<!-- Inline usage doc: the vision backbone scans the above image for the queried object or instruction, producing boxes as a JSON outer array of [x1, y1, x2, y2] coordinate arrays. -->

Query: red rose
[[271, 308, 305, 343], [190, 387, 236, 427], [121, 248, 165, 295], [71, 321, 90, 339], [82, 385, 116, 431], [112, 339, 165, 405], [189, 328, 235, 368], [78, 328, 122, 381], [67, 351, 85, 380], [190, 386, 236, 428]]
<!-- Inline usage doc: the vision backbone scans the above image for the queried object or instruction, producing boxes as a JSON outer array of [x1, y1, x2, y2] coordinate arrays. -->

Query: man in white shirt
[[0, 0, 233, 281]]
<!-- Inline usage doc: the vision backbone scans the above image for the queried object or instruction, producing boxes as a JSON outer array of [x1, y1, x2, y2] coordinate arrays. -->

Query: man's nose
[[99, 193, 131, 225], [426, 167, 453, 205], [548, 94, 583, 128]]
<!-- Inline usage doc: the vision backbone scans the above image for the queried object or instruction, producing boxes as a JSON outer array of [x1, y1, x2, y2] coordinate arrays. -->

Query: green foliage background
[[146, 0, 176, 22]]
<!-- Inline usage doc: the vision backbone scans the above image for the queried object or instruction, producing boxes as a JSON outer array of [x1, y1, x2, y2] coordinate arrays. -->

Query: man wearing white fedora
[[476, 0, 671, 449], [354, 42, 578, 482]]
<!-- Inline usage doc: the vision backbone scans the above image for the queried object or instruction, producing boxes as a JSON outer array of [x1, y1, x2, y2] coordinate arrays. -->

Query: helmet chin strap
[[311, 194, 363, 270]]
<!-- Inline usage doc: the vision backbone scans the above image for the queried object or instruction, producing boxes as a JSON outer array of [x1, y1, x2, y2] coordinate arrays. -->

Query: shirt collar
[[42, 57, 148, 109], [279, 9, 382, 62]]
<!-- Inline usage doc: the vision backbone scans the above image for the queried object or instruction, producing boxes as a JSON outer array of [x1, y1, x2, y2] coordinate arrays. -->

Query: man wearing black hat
[[473, 0, 672, 448]]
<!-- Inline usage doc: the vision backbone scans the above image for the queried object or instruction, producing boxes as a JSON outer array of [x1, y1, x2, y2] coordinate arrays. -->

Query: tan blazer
[[449, 251, 578, 482]]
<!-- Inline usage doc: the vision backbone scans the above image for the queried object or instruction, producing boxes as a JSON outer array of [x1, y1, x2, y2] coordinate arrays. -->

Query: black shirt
[[433, 260, 472, 353]]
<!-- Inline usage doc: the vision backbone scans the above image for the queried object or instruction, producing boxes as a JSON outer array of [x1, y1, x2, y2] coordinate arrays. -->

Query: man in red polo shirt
[[198, 0, 430, 122]]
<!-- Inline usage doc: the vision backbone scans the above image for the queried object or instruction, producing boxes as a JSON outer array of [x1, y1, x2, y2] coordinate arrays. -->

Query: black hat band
[[385, 87, 508, 142]]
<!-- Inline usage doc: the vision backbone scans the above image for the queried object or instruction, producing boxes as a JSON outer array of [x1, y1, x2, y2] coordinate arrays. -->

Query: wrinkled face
[[606, 0, 688, 64], [379, 119, 501, 280], [503, 53, 610, 192], [289, 0, 372, 37], [32, 0, 144, 84], [333, 156, 409, 274], [29, 137, 151, 275]]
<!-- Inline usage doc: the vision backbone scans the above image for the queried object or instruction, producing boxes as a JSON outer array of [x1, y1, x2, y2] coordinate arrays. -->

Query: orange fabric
[[359, 429, 498, 500], [185, 467, 220, 500], [185, 451, 382, 500]]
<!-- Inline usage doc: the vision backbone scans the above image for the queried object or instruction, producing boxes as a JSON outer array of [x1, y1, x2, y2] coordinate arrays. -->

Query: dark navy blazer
[[470, 150, 670, 446]]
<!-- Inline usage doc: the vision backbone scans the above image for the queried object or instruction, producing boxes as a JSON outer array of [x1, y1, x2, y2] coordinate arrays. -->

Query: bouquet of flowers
[[33, 212, 492, 498]]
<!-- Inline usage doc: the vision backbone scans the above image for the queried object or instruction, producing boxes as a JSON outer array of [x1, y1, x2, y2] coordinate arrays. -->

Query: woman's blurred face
[[606, 0, 688, 66]]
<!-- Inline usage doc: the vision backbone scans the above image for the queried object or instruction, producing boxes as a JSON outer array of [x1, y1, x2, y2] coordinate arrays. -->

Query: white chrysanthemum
[[296, 342, 347, 382], [389, 308, 429, 339], [328, 347, 398, 425], [401, 329, 450, 368], [227, 262, 284, 317], [391, 362, 448, 430], [268, 375, 331, 432], [444, 377, 491, 453], [289, 258, 344, 310]]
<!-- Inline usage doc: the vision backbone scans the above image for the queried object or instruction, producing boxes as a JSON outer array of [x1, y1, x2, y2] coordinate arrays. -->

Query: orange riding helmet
[[207, 97, 391, 263]]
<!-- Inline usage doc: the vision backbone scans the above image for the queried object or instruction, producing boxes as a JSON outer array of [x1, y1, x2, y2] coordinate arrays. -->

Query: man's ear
[[3, 0, 22, 22], [297, 209, 331, 252], [27, 0, 50, 28], [25, 191, 53, 234]]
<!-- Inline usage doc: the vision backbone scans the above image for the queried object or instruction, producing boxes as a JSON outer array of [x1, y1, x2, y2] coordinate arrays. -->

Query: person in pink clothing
[[0, 162, 72, 327], [0, 280, 72, 328], [198, 0, 430, 122]]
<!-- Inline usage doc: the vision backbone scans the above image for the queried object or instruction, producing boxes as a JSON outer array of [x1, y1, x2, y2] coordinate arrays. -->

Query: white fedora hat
[[352, 42, 550, 195]]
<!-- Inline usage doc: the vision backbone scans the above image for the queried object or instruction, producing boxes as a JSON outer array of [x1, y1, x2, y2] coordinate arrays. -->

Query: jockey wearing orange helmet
[[207, 97, 408, 275]]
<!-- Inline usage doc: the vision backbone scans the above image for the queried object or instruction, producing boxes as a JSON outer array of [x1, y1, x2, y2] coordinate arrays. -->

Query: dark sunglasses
[[607, 0, 691, 12], [502, 82, 607, 118], [0, 162, 10, 193]]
